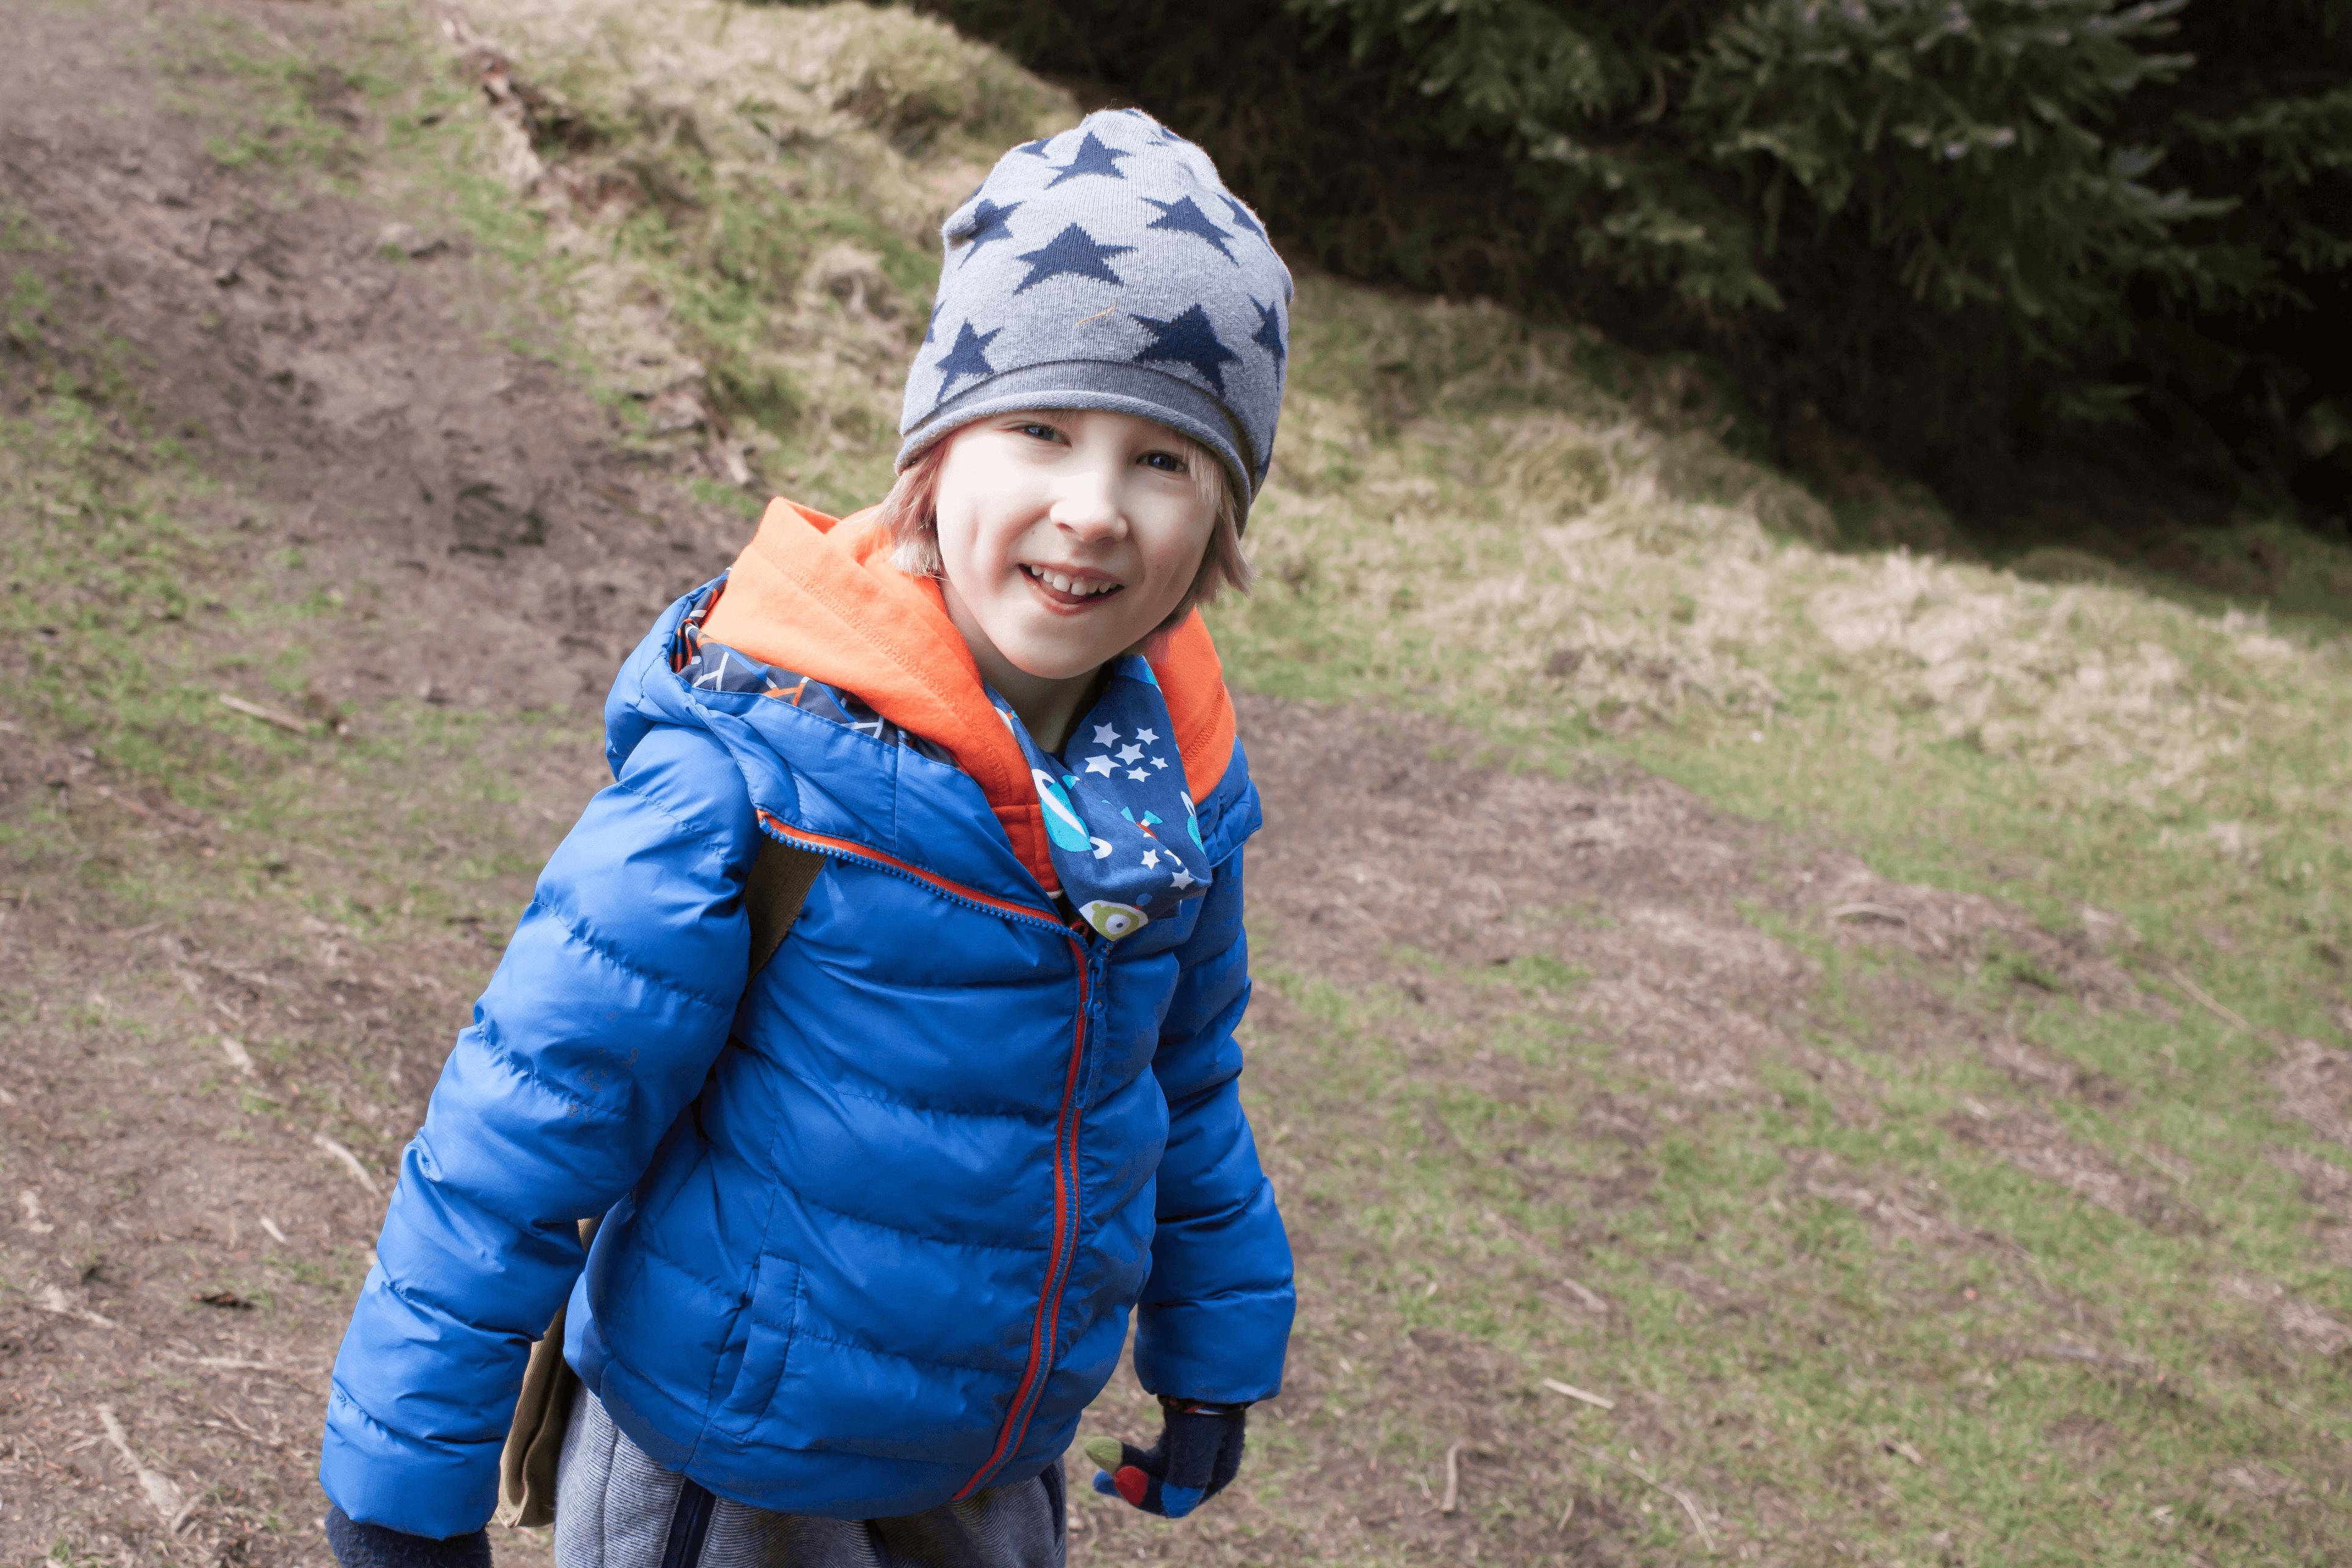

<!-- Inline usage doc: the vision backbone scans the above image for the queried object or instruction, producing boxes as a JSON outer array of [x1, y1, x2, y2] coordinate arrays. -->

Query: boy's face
[[932, 408, 1218, 683]]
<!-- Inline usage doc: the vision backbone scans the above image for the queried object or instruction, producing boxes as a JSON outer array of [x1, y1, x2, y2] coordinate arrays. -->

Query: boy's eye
[[1016, 422, 1065, 443], [1140, 451, 1189, 474]]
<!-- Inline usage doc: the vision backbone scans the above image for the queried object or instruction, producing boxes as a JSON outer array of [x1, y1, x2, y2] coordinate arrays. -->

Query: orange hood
[[699, 498, 1238, 893]]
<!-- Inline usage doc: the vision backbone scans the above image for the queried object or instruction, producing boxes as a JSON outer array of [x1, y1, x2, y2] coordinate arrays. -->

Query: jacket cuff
[[319, 1385, 502, 1539], [1133, 1280, 1295, 1405]]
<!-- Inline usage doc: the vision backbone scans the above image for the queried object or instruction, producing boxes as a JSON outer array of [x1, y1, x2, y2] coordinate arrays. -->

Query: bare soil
[[1, 0, 757, 716], [1, 0, 753, 1556], [2, 1, 2337, 1566]]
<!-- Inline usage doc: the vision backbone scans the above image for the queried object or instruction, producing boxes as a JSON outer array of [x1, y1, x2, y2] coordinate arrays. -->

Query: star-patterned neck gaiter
[[989, 655, 1212, 942]]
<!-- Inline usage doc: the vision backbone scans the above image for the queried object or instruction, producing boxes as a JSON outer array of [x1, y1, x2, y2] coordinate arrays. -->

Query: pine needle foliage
[[912, 0, 2352, 533]]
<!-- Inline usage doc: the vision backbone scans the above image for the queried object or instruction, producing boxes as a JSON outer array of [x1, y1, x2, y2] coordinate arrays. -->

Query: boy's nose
[[1048, 460, 1128, 540]]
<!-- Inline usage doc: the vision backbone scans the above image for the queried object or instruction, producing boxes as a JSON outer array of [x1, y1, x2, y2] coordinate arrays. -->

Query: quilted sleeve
[[319, 724, 758, 1537], [1131, 841, 1296, 1404]]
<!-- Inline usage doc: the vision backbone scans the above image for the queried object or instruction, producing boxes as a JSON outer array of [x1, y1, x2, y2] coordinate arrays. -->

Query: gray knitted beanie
[[896, 109, 1293, 526]]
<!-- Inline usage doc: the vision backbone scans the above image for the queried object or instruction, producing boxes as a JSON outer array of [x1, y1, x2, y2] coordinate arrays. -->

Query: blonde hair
[[880, 421, 1252, 633]]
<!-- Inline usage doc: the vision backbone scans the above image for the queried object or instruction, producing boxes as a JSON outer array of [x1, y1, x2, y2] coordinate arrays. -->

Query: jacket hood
[[615, 498, 1239, 894], [697, 498, 1236, 888]]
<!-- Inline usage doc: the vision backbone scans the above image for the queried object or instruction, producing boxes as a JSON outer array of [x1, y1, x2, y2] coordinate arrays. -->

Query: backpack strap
[[746, 837, 826, 976], [496, 1214, 601, 1528]]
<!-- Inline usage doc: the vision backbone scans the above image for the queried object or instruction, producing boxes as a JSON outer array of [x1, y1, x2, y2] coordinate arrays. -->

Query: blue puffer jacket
[[319, 505, 1293, 1538]]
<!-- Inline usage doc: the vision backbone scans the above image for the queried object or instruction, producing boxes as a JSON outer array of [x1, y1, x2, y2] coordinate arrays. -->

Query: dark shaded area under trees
[[909, 0, 2352, 554]]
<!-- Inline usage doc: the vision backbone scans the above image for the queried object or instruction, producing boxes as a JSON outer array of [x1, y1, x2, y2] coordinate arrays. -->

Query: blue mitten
[[1084, 1395, 1248, 1519], [324, 1503, 492, 1568]]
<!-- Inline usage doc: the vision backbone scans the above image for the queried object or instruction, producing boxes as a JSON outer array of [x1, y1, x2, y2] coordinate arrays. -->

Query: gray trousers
[[553, 1390, 1067, 1568]]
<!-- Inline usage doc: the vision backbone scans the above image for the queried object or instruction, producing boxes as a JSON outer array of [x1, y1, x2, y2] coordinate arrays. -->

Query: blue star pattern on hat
[[960, 198, 1022, 259], [1047, 131, 1133, 187], [896, 109, 1293, 528], [1012, 224, 1136, 296], [1142, 196, 1236, 263], [1133, 305, 1240, 397], [1250, 298, 1285, 368], [932, 322, 1000, 401]]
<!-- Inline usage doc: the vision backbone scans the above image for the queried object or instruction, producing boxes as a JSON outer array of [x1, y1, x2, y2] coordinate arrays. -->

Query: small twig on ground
[[205, 1409, 288, 1450], [1556, 1494, 1577, 1531], [217, 692, 310, 735], [1828, 902, 1908, 927], [1542, 1377, 1616, 1410], [1564, 1438, 1716, 1555], [1438, 1440, 1464, 1515], [593, 482, 667, 527], [1558, 1276, 1610, 1314], [2036, 1342, 2162, 1378], [259, 1215, 289, 1244], [161, 1350, 324, 1390], [2166, 966, 2251, 1034], [96, 1404, 187, 1528], [37, 1284, 116, 1329], [219, 1035, 256, 1075], [314, 1132, 379, 1194]]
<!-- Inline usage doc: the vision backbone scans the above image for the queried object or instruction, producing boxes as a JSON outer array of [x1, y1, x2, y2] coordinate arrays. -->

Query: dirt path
[[1, 0, 757, 713], [0, 0, 757, 1556], [5, 2, 2345, 1566]]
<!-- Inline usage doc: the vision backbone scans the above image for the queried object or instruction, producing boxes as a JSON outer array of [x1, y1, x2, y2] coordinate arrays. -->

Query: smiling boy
[[319, 110, 1294, 1568], [908, 407, 1240, 753]]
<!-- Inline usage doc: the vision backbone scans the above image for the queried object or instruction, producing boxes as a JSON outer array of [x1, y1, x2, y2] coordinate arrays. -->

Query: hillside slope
[[2, 2, 2350, 1565]]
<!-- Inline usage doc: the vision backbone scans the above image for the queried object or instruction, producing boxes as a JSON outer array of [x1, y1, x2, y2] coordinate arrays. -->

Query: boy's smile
[[1020, 563, 1123, 602], [934, 407, 1218, 748]]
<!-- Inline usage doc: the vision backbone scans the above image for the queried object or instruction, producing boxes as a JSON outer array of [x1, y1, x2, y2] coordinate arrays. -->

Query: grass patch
[[1196, 272, 2352, 1561], [1245, 938, 2352, 1562], [392, 0, 1075, 516], [1221, 277, 2352, 1040], [151, 7, 399, 183], [0, 382, 594, 1012]]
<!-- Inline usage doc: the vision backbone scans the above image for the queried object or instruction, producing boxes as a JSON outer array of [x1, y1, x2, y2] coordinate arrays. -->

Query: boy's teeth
[[1033, 567, 1113, 597]]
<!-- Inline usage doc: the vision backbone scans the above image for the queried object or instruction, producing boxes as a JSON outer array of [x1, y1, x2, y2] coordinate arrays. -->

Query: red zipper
[[755, 811, 1095, 1494], [757, 813, 1061, 928], [955, 934, 1091, 1498]]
